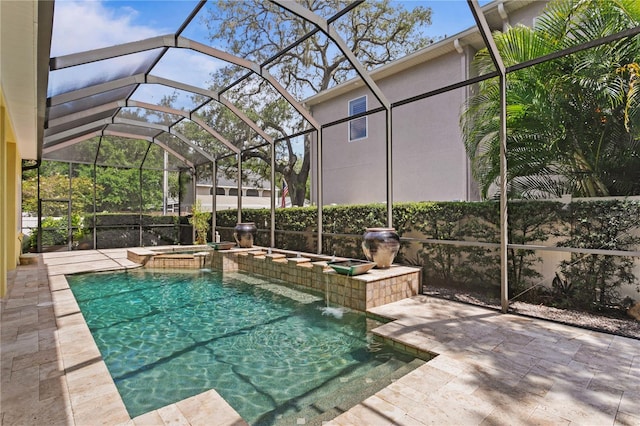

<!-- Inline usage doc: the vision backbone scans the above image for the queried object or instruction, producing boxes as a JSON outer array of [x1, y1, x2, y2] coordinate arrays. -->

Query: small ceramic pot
[[361, 227, 400, 269], [234, 222, 257, 248]]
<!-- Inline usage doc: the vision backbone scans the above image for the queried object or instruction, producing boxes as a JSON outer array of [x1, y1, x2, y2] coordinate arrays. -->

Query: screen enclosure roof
[[42, 0, 635, 172], [42, 0, 494, 171]]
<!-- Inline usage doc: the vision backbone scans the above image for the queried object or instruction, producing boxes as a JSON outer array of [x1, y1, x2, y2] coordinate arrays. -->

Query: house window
[[348, 96, 367, 141]]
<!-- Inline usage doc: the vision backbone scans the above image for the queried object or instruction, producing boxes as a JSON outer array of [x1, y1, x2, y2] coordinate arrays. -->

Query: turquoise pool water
[[68, 269, 425, 424]]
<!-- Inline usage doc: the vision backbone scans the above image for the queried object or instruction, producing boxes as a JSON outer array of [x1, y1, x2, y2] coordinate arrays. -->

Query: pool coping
[[47, 249, 250, 425], [47, 247, 428, 425]]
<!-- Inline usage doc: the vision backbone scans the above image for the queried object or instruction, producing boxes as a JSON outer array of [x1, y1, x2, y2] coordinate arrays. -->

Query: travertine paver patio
[[2, 249, 639, 425]]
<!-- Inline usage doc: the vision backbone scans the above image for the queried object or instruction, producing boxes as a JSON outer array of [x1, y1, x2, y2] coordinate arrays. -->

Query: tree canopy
[[23, 141, 180, 215], [203, 0, 434, 205], [461, 0, 640, 199]]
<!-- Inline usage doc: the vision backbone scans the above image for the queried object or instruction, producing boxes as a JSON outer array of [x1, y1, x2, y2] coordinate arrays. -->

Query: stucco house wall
[[1, 92, 20, 297], [312, 53, 471, 204], [1, 0, 52, 297], [307, 0, 548, 206]]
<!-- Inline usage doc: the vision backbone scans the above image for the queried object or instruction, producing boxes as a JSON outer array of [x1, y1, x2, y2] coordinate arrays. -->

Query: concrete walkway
[[2, 250, 639, 425]]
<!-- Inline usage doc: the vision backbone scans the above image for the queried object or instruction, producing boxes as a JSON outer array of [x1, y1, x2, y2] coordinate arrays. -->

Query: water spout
[[325, 273, 329, 307], [320, 306, 347, 319], [320, 268, 347, 319]]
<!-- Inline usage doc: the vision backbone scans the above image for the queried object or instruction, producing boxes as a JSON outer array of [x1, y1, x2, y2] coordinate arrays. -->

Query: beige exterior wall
[[308, 0, 548, 206], [310, 45, 475, 205], [193, 184, 276, 211]]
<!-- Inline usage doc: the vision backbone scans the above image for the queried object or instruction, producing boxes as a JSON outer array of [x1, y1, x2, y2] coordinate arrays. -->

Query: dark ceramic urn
[[361, 227, 400, 269], [234, 222, 257, 248]]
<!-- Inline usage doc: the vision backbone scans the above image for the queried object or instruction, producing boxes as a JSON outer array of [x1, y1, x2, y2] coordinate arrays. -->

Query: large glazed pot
[[234, 222, 257, 248], [361, 227, 400, 269]]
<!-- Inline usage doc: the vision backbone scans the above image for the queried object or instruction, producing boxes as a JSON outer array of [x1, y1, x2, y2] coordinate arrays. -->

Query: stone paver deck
[[2, 249, 639, 425]]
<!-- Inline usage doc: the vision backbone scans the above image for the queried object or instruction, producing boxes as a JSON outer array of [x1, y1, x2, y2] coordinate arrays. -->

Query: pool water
[[68, 269, 426, 425]]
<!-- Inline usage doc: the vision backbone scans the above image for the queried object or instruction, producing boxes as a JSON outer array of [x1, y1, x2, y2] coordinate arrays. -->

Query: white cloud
[[152, 49, 223, 88], [51, 1, 163, 56], [49, 1, 221, 101]]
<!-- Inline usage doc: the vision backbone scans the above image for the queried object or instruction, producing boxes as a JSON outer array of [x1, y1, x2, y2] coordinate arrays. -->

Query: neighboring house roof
[[304, 0, 542, 107], [199, 171, 273, 189]]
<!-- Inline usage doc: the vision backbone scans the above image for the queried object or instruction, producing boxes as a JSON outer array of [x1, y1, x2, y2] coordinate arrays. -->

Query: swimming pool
[[68, 269, 426, 424]]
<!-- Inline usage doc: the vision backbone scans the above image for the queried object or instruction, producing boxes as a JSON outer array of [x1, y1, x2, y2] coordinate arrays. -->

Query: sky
[[49, 0, 489, 93], [51, 0, 488, 56]]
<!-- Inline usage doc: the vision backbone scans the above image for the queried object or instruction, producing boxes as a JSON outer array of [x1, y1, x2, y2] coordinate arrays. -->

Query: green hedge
[[218, 199, 639, 311], [83, 214, 180, 227], [29, 200, 638, 311]]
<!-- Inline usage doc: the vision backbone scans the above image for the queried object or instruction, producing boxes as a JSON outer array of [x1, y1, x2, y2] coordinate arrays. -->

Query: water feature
[[321, 261, 347, 319], [68, 268, 427, 425]]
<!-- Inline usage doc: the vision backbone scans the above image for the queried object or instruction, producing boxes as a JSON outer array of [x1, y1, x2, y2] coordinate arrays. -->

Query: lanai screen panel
[[150, 133, 200, 167], [153, 131, 215, 167], [151, 48, 231, 91], [48, 49, 164, 97], [328, 1, 443, 85], [195, 103, 263, 152], [46, 108, 119, 136], [194, 1, 315, 65], [265, 30, 357, 95], [49, 1, 197, 56], [500, 0, 640, 313], [140, 168, 167, 213], [129, 84, 205, 114], [43, 119, 104, 145], [47, 85, 138, 121], [222, 72, 309, 139], [116, 107, 183, 127], [142, 143, 175, 171], [95, 137, 152, 169], [158, 145, 195, 172], [43, 138, 102, 165], [45, 0, 359, 169]]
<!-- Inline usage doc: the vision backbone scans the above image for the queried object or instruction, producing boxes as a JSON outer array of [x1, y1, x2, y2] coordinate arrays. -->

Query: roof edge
[[304, 0, 536, 107]]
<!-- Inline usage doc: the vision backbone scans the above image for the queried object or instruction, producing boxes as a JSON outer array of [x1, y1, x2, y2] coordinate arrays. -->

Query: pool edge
[[50, 253, 248, 426], [50, 247, 432, 425]]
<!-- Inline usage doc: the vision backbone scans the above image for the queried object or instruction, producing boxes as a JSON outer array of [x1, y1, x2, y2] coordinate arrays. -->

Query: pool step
[[264, 356, 426, 425], [304, 358, 426, 425]]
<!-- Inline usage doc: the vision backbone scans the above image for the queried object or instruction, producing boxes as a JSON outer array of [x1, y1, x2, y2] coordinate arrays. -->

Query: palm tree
[[461, 0, 640, 199]]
